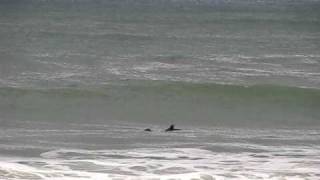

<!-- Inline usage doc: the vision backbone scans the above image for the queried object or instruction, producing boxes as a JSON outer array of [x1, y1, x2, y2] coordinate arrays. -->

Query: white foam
[[1, 147, 319, 180], [263, 54, 320, 59]]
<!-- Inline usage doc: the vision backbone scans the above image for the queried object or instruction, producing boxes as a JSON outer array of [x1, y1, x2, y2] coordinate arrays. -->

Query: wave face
[[1, 81, 319, 128]]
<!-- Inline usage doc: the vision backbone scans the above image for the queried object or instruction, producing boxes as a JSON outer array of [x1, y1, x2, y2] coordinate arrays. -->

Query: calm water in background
[[0, 0, 320, 179]]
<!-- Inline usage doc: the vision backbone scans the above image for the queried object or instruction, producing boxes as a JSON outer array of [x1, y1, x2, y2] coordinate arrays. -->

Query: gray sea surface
[[0, 0, 320, 179]]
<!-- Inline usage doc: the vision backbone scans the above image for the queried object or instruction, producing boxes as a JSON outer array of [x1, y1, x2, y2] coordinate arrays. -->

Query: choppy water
[[0, 0, 320, 179]]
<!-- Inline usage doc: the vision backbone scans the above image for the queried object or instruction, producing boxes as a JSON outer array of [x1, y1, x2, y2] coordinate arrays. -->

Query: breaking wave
[[0, 147, 319, 180]]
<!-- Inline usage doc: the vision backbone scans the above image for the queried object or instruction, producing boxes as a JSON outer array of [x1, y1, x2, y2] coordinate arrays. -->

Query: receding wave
[[1, 81, 319, 127]]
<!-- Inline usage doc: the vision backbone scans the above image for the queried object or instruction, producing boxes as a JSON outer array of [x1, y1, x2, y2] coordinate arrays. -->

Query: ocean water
[[0, 0, 320, 179]]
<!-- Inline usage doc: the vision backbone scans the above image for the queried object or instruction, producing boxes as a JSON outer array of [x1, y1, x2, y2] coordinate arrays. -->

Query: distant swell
[[0, 80, 319, 127]]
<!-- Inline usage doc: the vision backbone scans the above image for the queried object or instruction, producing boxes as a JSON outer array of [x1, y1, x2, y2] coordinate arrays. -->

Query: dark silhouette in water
[[165, 124, 181, 132], [144, 128, 152, 132]]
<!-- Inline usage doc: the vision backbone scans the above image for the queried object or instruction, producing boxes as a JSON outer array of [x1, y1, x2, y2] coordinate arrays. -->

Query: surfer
[[165, 124, 181, 132], [144, 128, 152, 132]]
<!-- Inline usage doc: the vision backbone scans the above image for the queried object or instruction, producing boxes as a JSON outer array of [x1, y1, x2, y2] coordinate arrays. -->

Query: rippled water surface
[[1, 0, 320, 179]]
